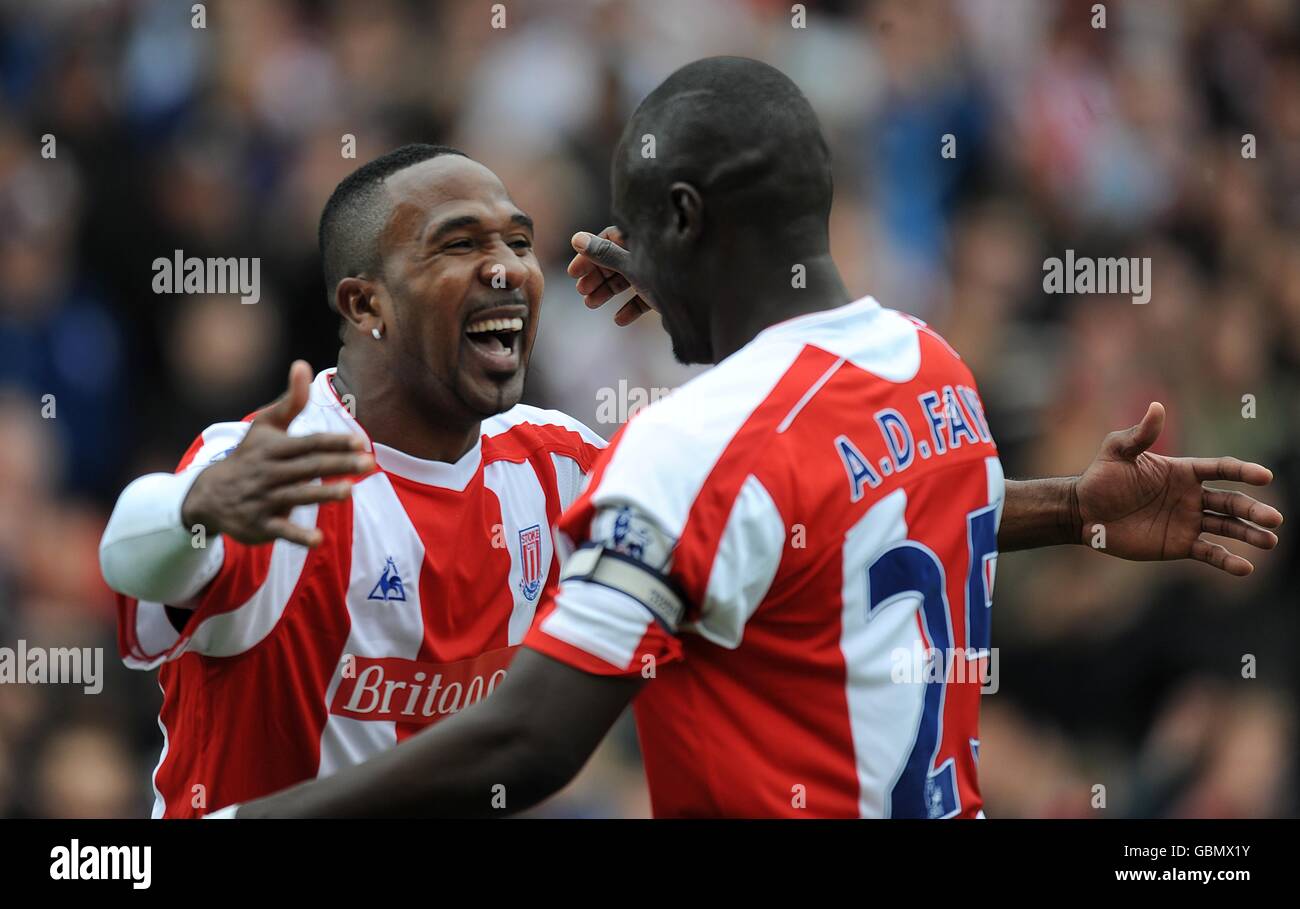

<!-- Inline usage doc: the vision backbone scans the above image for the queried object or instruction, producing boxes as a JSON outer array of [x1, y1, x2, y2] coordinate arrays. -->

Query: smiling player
[[232, 59, 1282, 820], [98, 144, 604, 817]]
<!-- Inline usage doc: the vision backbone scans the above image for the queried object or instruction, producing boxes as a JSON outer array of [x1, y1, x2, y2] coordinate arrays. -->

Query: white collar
[[310, 368, 483, 490], [750, 296, 881, 347]]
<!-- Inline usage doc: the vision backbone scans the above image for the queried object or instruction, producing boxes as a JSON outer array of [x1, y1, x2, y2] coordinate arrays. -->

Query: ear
[[667, 181, 703, 241], [335, 277, 385, 336]]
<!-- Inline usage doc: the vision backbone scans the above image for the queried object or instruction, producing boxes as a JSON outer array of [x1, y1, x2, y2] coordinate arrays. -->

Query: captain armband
[[561, 504, 686, 633], [560, 545, 687, 634]]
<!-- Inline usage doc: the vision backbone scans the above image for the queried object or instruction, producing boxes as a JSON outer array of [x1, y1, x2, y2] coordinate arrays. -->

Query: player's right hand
[[180, 360, 372, 548], [568, 226, 654, 326]]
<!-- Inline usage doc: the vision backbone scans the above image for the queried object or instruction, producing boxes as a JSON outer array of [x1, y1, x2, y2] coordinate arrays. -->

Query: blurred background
[[0, 0, 1296, 818]]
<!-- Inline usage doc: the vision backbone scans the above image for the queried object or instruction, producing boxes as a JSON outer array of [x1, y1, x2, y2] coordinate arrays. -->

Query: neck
[[710, 250, 851, 362], [334, 347, 481, 463]]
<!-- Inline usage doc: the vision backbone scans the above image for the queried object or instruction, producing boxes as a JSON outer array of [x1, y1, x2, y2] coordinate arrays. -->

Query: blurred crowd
[[0, 0, 1295, 818]]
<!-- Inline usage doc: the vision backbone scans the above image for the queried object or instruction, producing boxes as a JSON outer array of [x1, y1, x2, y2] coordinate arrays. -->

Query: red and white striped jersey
[[116, 368, 604, 818], [527, 297, 1004, 818]]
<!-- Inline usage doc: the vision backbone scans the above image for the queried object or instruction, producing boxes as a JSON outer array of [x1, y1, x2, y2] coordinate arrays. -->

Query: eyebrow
[[427, 212, 534, 244]]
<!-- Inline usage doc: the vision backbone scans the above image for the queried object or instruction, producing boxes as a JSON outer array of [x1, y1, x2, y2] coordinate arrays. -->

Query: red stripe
[[195, 538, 274, 618], [483, 421, 601, 473], [386, 464, 514, 742]]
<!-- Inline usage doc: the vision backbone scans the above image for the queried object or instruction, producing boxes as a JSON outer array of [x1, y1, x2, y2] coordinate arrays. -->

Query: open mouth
[[464, 315, 525, 374]]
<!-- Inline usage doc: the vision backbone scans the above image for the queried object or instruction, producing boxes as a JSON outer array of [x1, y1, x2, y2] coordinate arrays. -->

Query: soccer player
[[229, 58, 1283, 819], [98, 145, 604, 818]]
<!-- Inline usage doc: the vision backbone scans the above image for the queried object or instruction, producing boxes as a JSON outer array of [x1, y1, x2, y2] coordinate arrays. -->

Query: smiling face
[[375, 155, 543, 419]]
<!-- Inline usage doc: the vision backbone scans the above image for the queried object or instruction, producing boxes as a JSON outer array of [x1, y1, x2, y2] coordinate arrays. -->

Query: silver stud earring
[[372, 326, 383, 340]]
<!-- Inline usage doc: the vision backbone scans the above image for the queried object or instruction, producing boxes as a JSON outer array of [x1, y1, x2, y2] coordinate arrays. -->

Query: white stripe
[[128, 602, 183, 668], [985, 455, 1005, 601], [176, 381, 341, 659], [693, 475, 786, 647], [776, 357, 845, 433], [149, 676, 169, 818], [317, 473, 427, 776], [985, 456, 1005, 515], [551, 452, 587, 513], [539, 580, 654, 670]]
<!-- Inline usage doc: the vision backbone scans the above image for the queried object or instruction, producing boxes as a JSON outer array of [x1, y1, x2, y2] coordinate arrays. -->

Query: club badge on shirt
[[518, 525, 543, 601]]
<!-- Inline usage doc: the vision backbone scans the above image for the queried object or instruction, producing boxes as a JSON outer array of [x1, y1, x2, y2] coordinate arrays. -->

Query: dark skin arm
[[997, 477, 1080, 551], [997, 403, 1282, 574], [237, 649, 642, 817]]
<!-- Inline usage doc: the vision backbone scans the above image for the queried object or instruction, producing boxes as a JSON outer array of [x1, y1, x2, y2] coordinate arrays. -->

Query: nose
[[478, 245, 529, 291]]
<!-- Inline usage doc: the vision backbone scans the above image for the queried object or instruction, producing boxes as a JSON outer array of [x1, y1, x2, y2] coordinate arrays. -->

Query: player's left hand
[[1074, 402, 1283, 576], [568, 227, 654, 326]]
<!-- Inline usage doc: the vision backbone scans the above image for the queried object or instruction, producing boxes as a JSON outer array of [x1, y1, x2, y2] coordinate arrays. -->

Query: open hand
[[1075, 403, 1283, 576], [180, 361, 372, 547]]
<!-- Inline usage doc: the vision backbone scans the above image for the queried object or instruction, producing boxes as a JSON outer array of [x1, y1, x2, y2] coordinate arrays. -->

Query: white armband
[[99, 468, 225, 606], [563, 504, 686, 632], [560, 545, 686, 633]]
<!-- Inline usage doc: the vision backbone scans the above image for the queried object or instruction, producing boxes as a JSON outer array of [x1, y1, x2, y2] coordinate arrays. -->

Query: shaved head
[[614, 56, 833, 237], [319, 143, 468, 312], [607, 57, 840, 365]]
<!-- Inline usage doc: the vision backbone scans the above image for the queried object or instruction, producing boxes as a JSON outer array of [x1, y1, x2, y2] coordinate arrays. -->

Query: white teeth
[[466, 317, 524, 334]]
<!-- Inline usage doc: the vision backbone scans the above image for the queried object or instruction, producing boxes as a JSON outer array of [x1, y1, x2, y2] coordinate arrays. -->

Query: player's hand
[[180, 360, 372, 548], [1073, 402, 1282, 576], [568, 227, 654, 326]]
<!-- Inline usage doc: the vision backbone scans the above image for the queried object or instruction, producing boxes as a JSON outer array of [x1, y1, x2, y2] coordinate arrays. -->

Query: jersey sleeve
[[115, 420, 322, 669], [550, 450, 594, 514], [483, 404, 607, 512], [534, 409, 606, 511], [525, 412, 788, 677]]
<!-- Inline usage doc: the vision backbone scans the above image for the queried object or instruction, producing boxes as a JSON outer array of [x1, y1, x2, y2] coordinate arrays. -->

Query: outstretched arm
[[237, 649, 642, 817], [99, 361, 368, 605], [998, 476, 1081, 552], [999, 403, 1282, 575]]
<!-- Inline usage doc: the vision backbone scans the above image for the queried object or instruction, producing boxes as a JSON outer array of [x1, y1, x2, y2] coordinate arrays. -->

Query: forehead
[[381, 155, 520, 240]]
